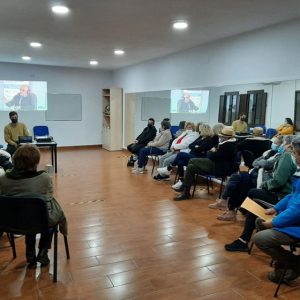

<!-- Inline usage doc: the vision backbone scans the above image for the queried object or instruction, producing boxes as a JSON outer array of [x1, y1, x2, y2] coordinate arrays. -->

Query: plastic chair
[[33, 126, 50, 138], [170, 126, 179, 137], [0, 195, 70, 283], [265, 128, 277, 139]]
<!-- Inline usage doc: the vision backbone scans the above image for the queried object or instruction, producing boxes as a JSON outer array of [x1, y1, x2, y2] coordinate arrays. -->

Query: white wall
[[0, 63, 112, 147], [114, 18, 300, 133]]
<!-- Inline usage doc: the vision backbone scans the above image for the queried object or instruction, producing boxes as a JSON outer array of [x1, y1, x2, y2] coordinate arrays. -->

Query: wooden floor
[[1, 148, 300, 300]]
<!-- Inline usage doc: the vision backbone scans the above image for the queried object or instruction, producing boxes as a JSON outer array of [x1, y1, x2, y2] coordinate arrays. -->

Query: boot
[[37, 248, 50, 266]]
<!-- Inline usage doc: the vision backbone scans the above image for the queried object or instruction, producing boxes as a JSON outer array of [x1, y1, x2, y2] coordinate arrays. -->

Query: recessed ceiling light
[[173, 21, 188, 30], [90, 60, 98, 66], [30, 42, 42, 48], [114, 49, 125, 55], [51, 5, 70, 14], [22, 56, 31, 61]]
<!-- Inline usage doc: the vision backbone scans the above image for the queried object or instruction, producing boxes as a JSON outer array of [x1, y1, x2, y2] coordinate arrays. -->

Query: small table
[[20, 141, 58, 173]]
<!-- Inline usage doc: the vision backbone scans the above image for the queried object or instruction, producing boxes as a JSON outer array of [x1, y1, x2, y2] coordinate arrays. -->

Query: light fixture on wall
[[30, 42, 42, 48], [114, 49, 125, 55], [90, 60, 98, 66], [173, 20, 188, 30]]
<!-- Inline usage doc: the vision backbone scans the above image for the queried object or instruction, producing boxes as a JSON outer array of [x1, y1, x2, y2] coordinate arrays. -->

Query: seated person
[[232, 114, 248, 134], [253, 161, 300, 283], [127, 118, 157, 165], [211, 136, 287, 221], [174, 127, 238, 201], [225, 139, 297, 252], [212, 123, 225, 147], [132, 120, 172, 174], [174, 121, 186, 138], [157, 123, 214, 190], [0, 148, 13, 171], [153, 122, 199, 180], [276, 117, 294, 136], [237, 127, 271, 159], [0, 144, 67, 267]]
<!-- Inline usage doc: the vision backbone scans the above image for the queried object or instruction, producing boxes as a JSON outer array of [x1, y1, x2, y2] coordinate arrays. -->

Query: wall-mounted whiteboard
[[46, 93, 82, 121], [141, 96, 170, 121]]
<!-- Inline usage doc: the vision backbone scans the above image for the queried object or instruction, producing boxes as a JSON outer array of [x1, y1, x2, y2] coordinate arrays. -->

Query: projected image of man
[[177, 91, 199, 113], [3, 85, 37, 110]]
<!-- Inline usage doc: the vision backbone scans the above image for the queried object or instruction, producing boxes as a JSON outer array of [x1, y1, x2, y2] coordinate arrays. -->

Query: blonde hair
[[213, 123, 225, 135], [199, 123, 213, 137], [184, 122, 195, 131]]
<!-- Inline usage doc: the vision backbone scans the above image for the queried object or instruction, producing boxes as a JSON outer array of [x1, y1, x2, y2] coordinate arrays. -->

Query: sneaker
[[225, 239, 249, 252], [37, 248, 50, 266], [174, 193, 191, 201], [172, 180, 183, 190], [132, 161, 138, 171], [132, 167, 144, 174], [217, 210, 236, 221], [208, 199, 228, 210], [157, 166, 171, 176], [162, 175, 170, 181], [153, 174, 164, 180]]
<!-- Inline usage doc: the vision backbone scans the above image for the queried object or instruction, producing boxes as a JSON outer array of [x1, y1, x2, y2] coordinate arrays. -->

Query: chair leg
[[248, 241, 254, 255], [53, 231, 58, 283], [63, 235, 70, 259], [219, 177, 225, 198], [7, 233, 16, 259], [192, 174, 198, 197], [274, 269, 287, 297], [174, 169, 179, 184]]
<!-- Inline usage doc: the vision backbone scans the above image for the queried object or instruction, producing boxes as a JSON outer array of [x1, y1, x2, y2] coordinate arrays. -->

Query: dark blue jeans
[[138, 147, 166, 168], [171, 152, 196, 178]]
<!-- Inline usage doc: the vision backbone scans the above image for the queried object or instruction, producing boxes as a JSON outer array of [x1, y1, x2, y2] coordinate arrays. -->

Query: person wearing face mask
[[232, 114, 248, 134], [225, 136, 297, 252], [276, 118, 294, 136], [253, 136, 300, 284], [174, 127, 238, 200], [4, 111, 30, 155], [127, 118, 157, 166]]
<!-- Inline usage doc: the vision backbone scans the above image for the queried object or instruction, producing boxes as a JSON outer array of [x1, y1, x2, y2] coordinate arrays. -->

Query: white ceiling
[[1, 0, 300, 70]]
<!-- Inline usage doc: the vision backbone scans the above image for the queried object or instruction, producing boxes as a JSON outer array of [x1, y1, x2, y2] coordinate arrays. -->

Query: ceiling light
[[51, 5, 70, 14], [173, 21, 188, 30], [114, 49, 125, 55], [30, 42, 42, 48], [90, 60, 98, 66], [22, 56, 31, 61]]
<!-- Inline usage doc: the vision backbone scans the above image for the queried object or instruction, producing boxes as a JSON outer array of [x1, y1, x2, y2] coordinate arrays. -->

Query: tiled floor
[[0, 148, 299, 299]]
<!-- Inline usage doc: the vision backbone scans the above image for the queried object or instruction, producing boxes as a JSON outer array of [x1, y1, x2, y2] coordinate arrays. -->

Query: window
[[218, 91, 239, 125], [294, 91, 300, 131], [246, 90, 267, 127]]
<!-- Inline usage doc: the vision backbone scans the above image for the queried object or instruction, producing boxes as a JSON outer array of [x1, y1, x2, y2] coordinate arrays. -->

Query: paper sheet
[[240, 197, 274, 221]]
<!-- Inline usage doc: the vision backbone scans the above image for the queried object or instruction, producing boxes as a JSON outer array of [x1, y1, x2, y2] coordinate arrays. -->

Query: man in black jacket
[[174, 127, 238, 200], [127, 118, 157, 159]]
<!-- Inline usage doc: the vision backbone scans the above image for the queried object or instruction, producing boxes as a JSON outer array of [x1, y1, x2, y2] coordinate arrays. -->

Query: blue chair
[[170, 125, 179, 137], [33, 126, 50, 139], [265, 128, 277, 139]]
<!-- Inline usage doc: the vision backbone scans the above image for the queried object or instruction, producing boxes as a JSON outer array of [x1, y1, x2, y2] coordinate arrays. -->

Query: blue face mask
[[271, 143, 278, 151], [278, 145, 285, 155]]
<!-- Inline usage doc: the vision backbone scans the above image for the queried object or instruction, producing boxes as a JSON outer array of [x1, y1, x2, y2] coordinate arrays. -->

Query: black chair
[[241, 150, 255, 169], [0, 196, 70, 282]]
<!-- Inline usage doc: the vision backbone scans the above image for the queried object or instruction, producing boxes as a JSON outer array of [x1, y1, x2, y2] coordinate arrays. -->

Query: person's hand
[[195, 145, 199, 148], [2, 97, 9, 104], [134, 140, 138, 143], [210, 147, 217, 152], [262, 220, 273, 229], [265, 208, 276, 215]]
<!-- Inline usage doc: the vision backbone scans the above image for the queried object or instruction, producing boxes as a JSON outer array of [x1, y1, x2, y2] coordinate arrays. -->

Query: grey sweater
[[147, 129, 172, 151]]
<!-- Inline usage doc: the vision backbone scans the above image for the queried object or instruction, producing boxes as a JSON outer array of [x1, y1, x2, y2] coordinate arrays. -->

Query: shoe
[[26, 248, 37, 266], [131, 161, 138, 171], [208, 199, 228, 210], [225, 239, 249, 252], [127, 159, 134, 167], [173, 185, 184, 192], [153, 174, 164, 180], [37, 248, 50, 266], [172, 180, 183, 190], [132, 167, 144, 174], [162, 175, 170, 181], [157, 166, 171, 176], [174, 193, 191, 201], [267, 269, 299, 284], [217, 210, 236, 221]]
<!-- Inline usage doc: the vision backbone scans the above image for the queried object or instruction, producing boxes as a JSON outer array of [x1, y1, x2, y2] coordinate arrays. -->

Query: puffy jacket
[[273, 175, 300, 239]]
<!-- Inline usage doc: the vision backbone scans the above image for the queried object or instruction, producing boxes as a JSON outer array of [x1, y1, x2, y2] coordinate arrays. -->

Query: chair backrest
[[0, 196, 49, 235], [33, 126, 49, 138], [266, 128, 277, 139], [170, 125, 179, 136]]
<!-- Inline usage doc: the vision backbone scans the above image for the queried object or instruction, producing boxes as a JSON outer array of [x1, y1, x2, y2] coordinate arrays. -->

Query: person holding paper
[[225, 139, 297, 252], [253, 138, 300, 283]]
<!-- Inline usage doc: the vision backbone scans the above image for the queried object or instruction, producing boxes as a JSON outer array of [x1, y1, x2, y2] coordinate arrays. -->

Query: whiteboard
[[141, 96, 170, 121], [46, 93, 82, 121]]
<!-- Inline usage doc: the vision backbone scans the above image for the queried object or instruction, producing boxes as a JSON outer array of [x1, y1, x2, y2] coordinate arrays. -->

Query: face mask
[[271, 143, 278, 151], [278, 145, 284, 155], [186, 129, 193, 134]]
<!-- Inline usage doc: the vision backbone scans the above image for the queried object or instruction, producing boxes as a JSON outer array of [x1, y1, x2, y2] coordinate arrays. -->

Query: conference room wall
[[114, 17, 300, 135], [0, 62, 112, 147]]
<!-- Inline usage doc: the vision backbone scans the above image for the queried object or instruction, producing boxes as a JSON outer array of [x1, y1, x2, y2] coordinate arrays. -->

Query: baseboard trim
[[56, 145, 102, 150]]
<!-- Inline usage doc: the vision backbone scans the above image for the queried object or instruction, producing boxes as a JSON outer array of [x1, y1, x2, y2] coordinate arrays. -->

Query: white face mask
[[186, 129, 193, 134]]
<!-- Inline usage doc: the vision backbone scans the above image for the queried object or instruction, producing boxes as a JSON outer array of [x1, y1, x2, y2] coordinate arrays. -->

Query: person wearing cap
[[232, 114, 248, 134], [237, 127, 270, 159], [174, 127, 238, 201]]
